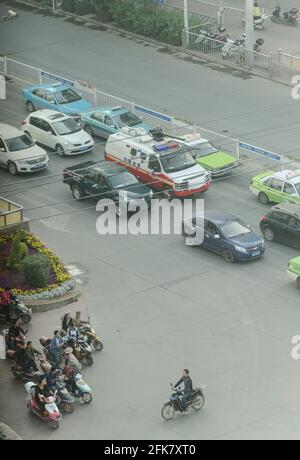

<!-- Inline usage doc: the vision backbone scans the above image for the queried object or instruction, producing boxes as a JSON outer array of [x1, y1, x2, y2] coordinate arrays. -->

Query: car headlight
[[234, 245, 248, 253]]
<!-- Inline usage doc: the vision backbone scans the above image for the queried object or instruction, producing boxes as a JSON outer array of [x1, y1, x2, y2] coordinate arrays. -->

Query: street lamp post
[[184, 0, 189, 46], [52, 0, 56, 13], [245, 0, 254, 67]]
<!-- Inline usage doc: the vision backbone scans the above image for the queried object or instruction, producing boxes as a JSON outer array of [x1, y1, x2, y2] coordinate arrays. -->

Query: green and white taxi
[[287, 257, 300, 289], [180, 133, 239, 178], [250, 170, 300, 205]]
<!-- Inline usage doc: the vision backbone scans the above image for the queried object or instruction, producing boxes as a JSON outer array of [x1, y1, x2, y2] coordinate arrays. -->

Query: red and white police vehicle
[[104, 127, 211, 198]]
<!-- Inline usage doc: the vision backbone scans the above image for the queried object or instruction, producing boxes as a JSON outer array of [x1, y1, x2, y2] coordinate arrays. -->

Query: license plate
[[32, 163, 45, 170], [252, 251, 260, 257], [80, 146, 88, 151]]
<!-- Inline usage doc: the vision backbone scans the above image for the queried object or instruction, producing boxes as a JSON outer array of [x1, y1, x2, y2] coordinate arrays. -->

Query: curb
[[25, 288, 81, 313], [12, 0, 292, 87]]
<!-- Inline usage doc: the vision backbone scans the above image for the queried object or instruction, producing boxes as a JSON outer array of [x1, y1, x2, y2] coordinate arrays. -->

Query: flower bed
[[0, 232, 72, 297]]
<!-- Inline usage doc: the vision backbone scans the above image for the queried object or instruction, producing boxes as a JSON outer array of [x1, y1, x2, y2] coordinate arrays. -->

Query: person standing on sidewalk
[[253, 2, 261, 19]]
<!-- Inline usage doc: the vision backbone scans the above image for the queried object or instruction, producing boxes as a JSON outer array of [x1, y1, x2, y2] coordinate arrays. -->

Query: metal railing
[[182, 31, 271, 76], [276, 50, 300, 72], [0, 197, 23, 229], [1, 56, 244, 160]]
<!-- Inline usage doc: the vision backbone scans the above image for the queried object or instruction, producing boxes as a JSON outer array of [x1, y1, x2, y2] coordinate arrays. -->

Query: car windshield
[[109, 172, 138, 189], [160, 149, 196, 173], [189, 142, 218, 158], [115, 111, 142, 128], [294, 182, 300, 195], [220, 220, 251, 238], [55, 88, 81, 105], [5, 134, 34, 152], [52, 118, 81, 135]]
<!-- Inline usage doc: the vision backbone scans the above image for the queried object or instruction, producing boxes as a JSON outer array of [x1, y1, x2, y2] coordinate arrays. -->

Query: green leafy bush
[[7, 231, 28, 271], [22, 254, 51, 288]]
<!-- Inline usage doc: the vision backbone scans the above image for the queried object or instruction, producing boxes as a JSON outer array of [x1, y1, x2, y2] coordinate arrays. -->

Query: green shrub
[[75, 0, 94, 15], [62, 0, 76, 13], [22, 254, 51, 288], [7, 231, 29, 271]]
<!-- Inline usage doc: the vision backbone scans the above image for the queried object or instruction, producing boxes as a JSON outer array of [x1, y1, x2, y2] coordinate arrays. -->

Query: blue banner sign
[[239, 142, 282, 162], [41, 71, 74, 87], [135, 105, 172, 123]]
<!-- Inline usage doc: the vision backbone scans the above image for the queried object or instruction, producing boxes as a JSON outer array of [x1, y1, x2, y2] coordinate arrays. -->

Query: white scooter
[[242, 14, 268, 30]]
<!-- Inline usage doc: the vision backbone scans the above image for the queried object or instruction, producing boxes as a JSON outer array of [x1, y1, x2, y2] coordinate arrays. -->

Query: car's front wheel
[[56, 144, 65, 157], [258, 192, 270, 205], [8, 161, 18, 176], [26, 101, 35, 112], [223, 249, 235, 263]]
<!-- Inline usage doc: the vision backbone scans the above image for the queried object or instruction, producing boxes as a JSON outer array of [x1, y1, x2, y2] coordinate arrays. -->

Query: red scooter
[[25, 382, 62, 429]]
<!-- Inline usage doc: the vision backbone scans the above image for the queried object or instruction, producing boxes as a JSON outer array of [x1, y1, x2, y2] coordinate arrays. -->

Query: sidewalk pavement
[[167, 0, 300, 55]]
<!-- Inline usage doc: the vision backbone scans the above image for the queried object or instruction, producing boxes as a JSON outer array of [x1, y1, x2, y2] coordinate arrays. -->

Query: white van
[[105, 127, 211, 198]]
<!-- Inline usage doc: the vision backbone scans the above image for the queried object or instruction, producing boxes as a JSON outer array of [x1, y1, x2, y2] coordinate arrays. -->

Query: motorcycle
[[195, 28, 229, 53], [79, 324, 103, 352], [242, 14, 268, 30], [161, 384, 206, 421], [0, 298, 32, 325], [63, 366, 92, 405], [0, 10, 19, 22], [71, 336, 94, 366], [271, 5, 299, 25], [11, 361, 45, 382], [222, 36, 264, 60], [222, 35, 245, 60], [25, 382, 62, 429]]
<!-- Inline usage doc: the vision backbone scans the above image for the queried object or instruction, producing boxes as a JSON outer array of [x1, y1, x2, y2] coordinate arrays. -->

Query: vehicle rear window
[[55, 89, 81, 105], [116, 112, 142, 128]]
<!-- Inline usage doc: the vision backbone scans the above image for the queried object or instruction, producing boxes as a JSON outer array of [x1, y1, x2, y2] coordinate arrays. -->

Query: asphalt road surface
[[1, 4, 300, 441]]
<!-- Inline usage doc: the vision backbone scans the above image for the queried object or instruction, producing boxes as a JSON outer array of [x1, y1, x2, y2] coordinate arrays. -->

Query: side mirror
[[0, 147, 6, 152], [214, 234, 220, 239]]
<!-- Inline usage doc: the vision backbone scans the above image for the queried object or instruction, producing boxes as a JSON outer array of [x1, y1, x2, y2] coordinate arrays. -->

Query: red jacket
[[0, 291, 11, 306]]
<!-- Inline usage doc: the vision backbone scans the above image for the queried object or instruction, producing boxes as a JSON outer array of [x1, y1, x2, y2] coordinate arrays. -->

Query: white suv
[[0, 123, 49, 175], [22, 109, 95, 156]]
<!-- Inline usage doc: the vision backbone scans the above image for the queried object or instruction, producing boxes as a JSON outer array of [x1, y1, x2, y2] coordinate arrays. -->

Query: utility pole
[[184, 0, 189, 46], [218, 0, 225, 31], [245, 0, 254, 67], [52, 0, 56, 13]]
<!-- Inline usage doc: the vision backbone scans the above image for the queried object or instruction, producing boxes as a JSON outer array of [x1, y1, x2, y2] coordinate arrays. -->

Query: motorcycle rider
[[253, 2, 261, 20], [34, 377, 48, 417], [67, 320, 80, 346], [15, 342, 33, 372], [64, 347, 82, 372], [45, 366, 59, 393], [8, 320, 26, 350], [49, 330, 64, 368], [0, 287, 15, 322], [174, 369, 193, 411], [25, 341, 41, 372], [73, 311, 88, 328]]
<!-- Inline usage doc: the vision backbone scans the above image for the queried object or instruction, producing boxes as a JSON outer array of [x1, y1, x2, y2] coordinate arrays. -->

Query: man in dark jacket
[[174, 369, 193, 411]]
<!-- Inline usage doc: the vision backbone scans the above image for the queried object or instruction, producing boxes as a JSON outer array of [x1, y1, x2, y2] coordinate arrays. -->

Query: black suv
[[63, 161, 153, 216], [260, 203, 300, 249]]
